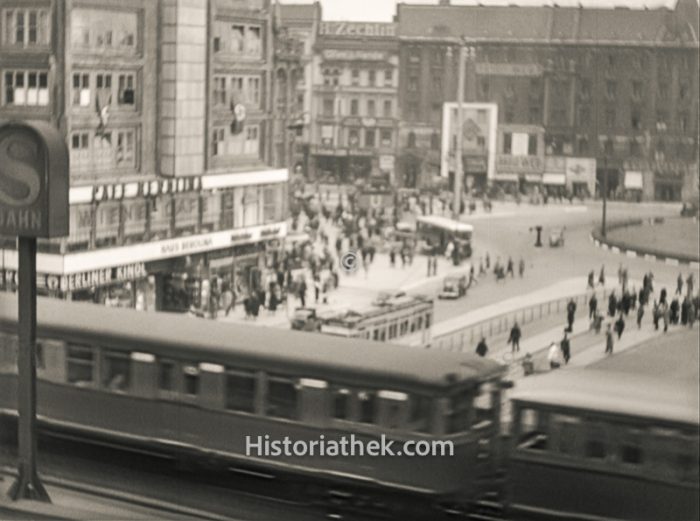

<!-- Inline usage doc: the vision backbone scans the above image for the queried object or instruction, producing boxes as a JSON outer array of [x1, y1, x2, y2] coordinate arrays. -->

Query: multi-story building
[[310, 21, 399, 184], [276, 2, 320, 175], [0, 0, 288, 312], [396, 0, 699, 201]]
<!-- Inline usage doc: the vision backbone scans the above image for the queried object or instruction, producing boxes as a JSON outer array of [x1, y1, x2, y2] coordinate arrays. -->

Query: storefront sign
[[230, 231, 253, 243], [496, 155, 543, 174], [624, 171, 644, 190], [475, 63, 543, 77], [544, 156, 566, 174], [379, 155, 395, 170], [566, 157, 596, 180], [320, 22, 396, 37], [542, 173, 566, 186], [465, 156, 487, 173], [59, 263, 147, 292], [261, 227, 281, 237], [0, 121, 69, 237], [160, 236, 214, 256], [322, 49, 387, 61]]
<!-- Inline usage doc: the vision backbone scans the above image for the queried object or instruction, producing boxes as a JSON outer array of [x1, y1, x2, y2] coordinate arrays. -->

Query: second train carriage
[[0, 293, 504, 517]]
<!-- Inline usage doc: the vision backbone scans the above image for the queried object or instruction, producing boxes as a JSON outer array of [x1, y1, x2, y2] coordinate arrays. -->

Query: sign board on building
[[545, 156, 567, 174], [379, 155, 395, 171], [465, 156, 488, 173], [0, 121, 69, 238], [441, 102, 498, 180], [496, 155, 544, 174], [475, 63, 543, 77], [322, 49, 387, 61], [319, 22, 396, 37]]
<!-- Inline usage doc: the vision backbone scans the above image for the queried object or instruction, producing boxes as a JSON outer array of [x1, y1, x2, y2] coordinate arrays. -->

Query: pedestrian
[[587, 270, 595, 289], [485, 253, 490, 270], [548, 342, 562, 369], [314, 276, 321, 303], [566, 299, 577, 332], [670, 298, 680, 325], [676, 273, 684, 296], [630, 287, 637, 310], [636, 304, 644, 328], [660, 288, 668, 306], [592, 310, 603, 334], [686, 274, 695, 297], [389, 247, 396, 268], [519, 258, 525, 278], [622, 268, 629, 293], [508, 322, 522, 353], [427, 256, 432, 277], [222, 286, 234, 317], [560, 331, 571, 364], [476, 337, 488, 357], [608, 291, 617, 317], [335, 236, 342, 258], [653, 300, 660, 330], [269, 283, 279, 313], [506, 257, 514, 278], [622, 291, 631, 316], [598, 265, 605, 286], [661, 300, 669, 332], [681, 296, 690, 326], [615, 313, 625, 340], [588, 294, 598, 320], [469, 265, 477, 287], [605, 324, 614, 354], [432, 255, 438, 276], [298, 277, 307, 308], [618, 263, 624, 286]]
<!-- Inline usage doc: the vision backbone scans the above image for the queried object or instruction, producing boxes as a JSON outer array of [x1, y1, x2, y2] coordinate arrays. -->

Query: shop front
[[565, 157, 596, 198], [494, 125, 545, 196], [543, 156, 567, 198], [623, 171, 644, 202]]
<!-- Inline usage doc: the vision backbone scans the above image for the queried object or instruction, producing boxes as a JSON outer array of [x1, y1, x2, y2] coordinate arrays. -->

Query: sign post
[[0, 121, 69, 502]]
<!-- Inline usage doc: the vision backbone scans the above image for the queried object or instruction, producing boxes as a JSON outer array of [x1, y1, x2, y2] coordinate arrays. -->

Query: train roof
[[512, 330, 700, 426], [0, 294, 502, 391], [416, 215, 474, 233]]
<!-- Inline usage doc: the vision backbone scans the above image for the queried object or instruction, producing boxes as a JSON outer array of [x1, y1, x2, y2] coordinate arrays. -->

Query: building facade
[[309, 21, 399, 184], [0, 0, 288, 312], [396, 0, 699, 201]]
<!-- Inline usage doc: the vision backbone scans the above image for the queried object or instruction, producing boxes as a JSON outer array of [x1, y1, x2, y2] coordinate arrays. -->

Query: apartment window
[[322, 98, 334, 117], [630, 108, 642, 130], [367, 99, 376, 117], [71, 9, 136, 51], [528, 134, 537, 155], [244, 125, 259, 155], [380, 129, 392, 147], [368, 70, 376, 87], [604, 138, 614, 155], [504, 106, 514, 123], [358, 391, 376, 423], [332, 388, 350, 419], [212, 127, 225, 156], [213, 76, 227, 106], [93, 132, 113, 170], [117, 73, 136, 105], [70, 132, 90, 170], [348, 128, 360, 147], [407, 102, 418, 121], [658, 82, 669, 100], [216, 22, 262, 57], [431, 132, 440, 150], [630, 140, 641, 156], [577, 136, 589, 155], [605, 81, 616, 100], [631, 80, 643, 101], [479, 78, 489, 98], [365, 129, 375, 148], [407, 131, 416, 148], [351, 69, 359, 85], [679, 112, 690, 133], [503, 132, 512, 154], [247, 77, 261, 106], [350, 99, 359, 116], [3, 70, 49, 106], [679, 82, 689, 101], [579, 79, 591, 100], [95, 73, 112, 107], [408, 48, 420, 64], [578, 106, 591, 126], [384, 69, 393, 86], [115, 130, 135, 167], [528, 106, 540, 125], [431, 103, 441, 124], [383, 100, 392, 117], [4, 8, 49, 46], [605, 109, 616, 128], [72, 73, 90, 107], [432, 75, 443, 93], [407, 75, 418, 92]]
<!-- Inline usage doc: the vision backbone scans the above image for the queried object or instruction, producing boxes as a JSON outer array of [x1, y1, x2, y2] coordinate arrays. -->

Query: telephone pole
[[453, 44, 466, 220]]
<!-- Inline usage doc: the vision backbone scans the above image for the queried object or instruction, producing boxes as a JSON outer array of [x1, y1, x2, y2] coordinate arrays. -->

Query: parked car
[[291, 308, 322, 331], [549, 228, 565, 247], [372, 291, 407, 307], [438, 275, 468, 299]]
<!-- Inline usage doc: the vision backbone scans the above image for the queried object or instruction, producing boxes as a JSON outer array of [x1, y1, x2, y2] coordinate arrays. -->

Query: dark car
[[290, 308, 322, 331], [438, 276, 467, 299]]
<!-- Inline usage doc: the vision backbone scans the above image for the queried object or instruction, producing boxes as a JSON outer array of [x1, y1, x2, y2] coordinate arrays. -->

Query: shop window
[[225, 369, 256, 413], [585, 439, 607, 459], [66, 344, 94, 385], [183, 365, 199, 396], [332, 387, 350, 420], [102, 351, 130, 392], [266, 375, 297, 420], [3, 70, 49, 106], [358, 391, 376, 423]]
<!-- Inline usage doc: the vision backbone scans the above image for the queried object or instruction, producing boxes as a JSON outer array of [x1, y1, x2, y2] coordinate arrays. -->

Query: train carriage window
[[408, 395, 432, 433], [225, 369, 256, 413], [676, 435, 699, 483], [358, 391, 376, 424], [473, 383, 494, 426], [0, 333, 18, 374], [446, 389, 471, 434], [183, 365, 199, 396], [621, 445, 643, 465], [618, 427, 644, 466], [102, 350, 130, 392], [550, 413, 581, 456], [517, 407, 548, 450], [425, 313, 431, 329], [266, 374, 298, 420], [158, 359, 176, 392], [584, 425, 608, 460], [332, 387, 350, 420], [373, 329, 379, 341], [66, 344, 94, 386]]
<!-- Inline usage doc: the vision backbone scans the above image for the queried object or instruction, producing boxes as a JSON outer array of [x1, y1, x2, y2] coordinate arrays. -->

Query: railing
[[432, 288, 610, 352]]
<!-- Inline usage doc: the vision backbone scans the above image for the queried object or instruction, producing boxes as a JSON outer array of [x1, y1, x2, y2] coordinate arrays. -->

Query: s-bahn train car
[[0, 294, 506, 519], [506, 333, 700, 521]]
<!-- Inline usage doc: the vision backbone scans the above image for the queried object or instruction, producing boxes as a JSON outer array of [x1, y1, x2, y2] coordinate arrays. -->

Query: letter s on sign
[[0, 130, 42, 207]]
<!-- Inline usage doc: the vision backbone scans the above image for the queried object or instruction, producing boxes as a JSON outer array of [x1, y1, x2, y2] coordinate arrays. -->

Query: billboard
[[441, 103, 498, 181]]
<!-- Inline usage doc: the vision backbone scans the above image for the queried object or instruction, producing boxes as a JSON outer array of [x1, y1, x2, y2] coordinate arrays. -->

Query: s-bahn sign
[[0, 121, 69, 238]]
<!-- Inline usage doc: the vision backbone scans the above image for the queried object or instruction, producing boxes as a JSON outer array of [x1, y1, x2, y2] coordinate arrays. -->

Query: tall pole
[[453, 44, 466, 220], [9, 237, 50, 502], [602, 161, 608, 237]]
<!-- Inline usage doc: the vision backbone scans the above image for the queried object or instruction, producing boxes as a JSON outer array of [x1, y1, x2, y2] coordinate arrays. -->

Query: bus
[[416, 215, 473, 259], [319, 294, 433, 348]]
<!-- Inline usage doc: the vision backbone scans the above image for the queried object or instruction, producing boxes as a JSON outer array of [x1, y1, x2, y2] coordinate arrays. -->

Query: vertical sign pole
[[453, 44, 466, 220], [9, 237, 50, 502]]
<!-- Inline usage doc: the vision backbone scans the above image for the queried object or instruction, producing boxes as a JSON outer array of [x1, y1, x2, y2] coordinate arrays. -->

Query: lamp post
[[453, 44, 466, 221]]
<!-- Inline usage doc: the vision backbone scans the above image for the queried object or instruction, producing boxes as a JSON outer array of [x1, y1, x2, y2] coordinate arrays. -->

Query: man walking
[[676, 273, 684, 296], [637, 304, 644, 328], [506, 257, 514, 278], [519, 258, 525, 278], [598, 265, 605, 286], [587, 270, 595, 289], [566, 299, 577, 332], [476, 337, 488, 357], [560, 331, 571, 364], [589, 294, 598, 320], [605, 324, 614, 355], [614, 313, 625, 340], [508, 322, 522, 353]]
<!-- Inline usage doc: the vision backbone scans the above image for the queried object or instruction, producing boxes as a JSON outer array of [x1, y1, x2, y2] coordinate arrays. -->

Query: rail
[[431, 288, 610, 352]]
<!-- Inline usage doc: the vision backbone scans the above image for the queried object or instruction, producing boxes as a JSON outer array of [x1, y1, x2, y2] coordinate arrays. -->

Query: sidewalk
[[0, 472, 223, 521]]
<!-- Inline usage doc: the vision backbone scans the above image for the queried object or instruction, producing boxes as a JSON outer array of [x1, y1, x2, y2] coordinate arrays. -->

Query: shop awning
[[542, 173, 566, 186], [625, 171, 643, 190], [525, 174, 542, 183], [494, 173, 519, 182]]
